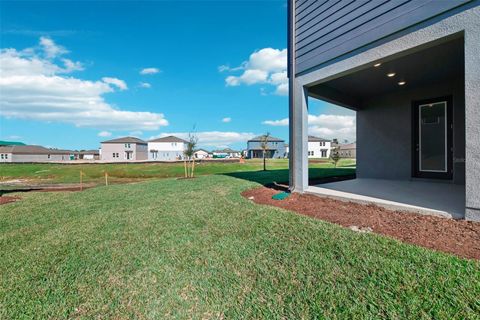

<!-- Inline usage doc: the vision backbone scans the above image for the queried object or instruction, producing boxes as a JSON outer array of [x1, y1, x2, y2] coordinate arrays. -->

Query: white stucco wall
[[307, 141, 331, 158], [148, 142, 187, 161]]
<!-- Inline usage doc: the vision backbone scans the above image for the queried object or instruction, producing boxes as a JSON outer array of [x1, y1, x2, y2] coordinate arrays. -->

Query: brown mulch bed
[[0, 196, 20, 205], [242, 186, 480, 260]]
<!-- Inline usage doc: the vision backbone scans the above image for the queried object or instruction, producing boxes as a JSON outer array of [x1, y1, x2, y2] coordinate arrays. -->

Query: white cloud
[[98, 131, 112, 137], [222, 48, 288, 95], [139, 82, 151, 88], [262, 114, 356, 142], [61, 58, 84, 72], [218, 64, 245, 72], [262, 118, 289, 126], [275, 82, 288, 95], [102, 77, 128, 90], [222, 117, 232, 123], [150, 131, 255, 148], [247, 48, 287, 72], [0, 38, 168, 131], [140, 67, 160, 75], [39, 36, 67, 58]]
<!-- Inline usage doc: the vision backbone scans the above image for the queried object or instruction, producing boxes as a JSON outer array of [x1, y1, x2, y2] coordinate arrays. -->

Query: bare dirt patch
[[0, 196, 20, 205], [243, 186, 480, 260]]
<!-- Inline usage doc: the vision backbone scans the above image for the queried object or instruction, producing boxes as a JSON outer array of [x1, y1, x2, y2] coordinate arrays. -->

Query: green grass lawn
[[0, 158, 355, 186], [0, 172, 478, 319]]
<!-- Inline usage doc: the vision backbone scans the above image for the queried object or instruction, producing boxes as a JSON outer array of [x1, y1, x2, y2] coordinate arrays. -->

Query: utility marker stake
[[80, 170, 83, 191]]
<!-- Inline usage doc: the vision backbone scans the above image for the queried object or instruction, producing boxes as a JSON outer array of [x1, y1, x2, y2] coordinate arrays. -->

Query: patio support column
[[465, 28, 480, 221], [289, 78, 309, 192]]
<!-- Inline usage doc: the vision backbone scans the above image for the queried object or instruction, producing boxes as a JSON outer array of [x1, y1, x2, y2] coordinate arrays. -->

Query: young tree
[[330, 146, 341, 168], [260, 132, 271, 171], [183, 132, 198, 178]]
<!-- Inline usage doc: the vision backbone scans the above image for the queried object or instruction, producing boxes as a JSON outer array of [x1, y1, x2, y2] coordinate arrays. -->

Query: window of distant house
[[48, 154, 51, 159], [1, 154, 3, 159], [321, 150, 327, 157]]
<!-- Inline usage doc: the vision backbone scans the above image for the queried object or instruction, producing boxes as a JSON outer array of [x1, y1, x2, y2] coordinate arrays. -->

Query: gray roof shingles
[[101, 136, 147, 144], [308, 135, 331, 142], [148, 136, 188, 143], [0, 145, 72, 155], [248, 135, 285, 142]]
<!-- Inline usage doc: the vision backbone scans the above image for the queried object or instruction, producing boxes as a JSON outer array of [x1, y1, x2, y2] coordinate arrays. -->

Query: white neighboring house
[[0, 145, 72, 163], [194, 149, 210, 159], [308, 136, 331, 159], [148, 136, 188, 161]]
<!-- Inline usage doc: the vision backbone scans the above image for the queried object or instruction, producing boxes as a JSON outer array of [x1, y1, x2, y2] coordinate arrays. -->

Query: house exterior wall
[[247, 141, 286, 159], [148, 142, 187, 161], [0, 153, 13, 162], [101, 143, 147, 161], [0, 153, 69, 163], [357, 79, 464, 183], [294, 0, 473, 74], [307, 141, 331, 158], [339, 146, 356, 159], [194, 150, 209, 159]]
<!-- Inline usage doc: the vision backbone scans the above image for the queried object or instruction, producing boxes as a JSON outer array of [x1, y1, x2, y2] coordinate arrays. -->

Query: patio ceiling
[[308, 37, 464, 109]]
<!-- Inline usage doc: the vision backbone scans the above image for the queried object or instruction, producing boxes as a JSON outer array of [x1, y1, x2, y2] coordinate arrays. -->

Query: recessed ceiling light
[[374, 63, 381, 67], [387, 73, 396, 77], [398, 81, 406, 86]]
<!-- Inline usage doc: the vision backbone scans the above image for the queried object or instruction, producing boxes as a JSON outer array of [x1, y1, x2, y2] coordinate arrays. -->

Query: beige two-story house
[[100, 137, 148, 162]]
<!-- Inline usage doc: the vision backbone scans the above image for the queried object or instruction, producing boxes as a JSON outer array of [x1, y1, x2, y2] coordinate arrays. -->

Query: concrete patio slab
[[307, 179, 465, 219]]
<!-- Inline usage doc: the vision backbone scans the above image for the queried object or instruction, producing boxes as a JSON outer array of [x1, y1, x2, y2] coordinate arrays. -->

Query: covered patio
[[308, 179, 465, 219], [290, 32, 477, 219]]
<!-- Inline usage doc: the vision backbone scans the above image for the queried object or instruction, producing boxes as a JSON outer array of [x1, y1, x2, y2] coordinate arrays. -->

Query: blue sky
[[0, 0, 355, 150]]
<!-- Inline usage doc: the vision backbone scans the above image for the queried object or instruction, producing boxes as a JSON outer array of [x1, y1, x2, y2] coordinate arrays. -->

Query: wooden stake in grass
[[105, 172, 108, 186], [80, 170, 83, 191], [191, 157, 196, 178]]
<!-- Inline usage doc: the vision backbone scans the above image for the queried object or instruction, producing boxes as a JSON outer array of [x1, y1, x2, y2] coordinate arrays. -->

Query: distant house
[[194, 149, 210, 159], [0, 145, 71, 163], [76, 150, 100, 160], [212, 148, 241, 158], [148, 136, 188, 161], [338, 143, 356, 159], [308, 136, 331, 158], [247, 135, 286, 159], [100, 137, 148, 161]]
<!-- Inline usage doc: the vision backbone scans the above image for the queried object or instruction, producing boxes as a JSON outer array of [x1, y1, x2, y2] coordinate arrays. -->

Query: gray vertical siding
[[247, 141, 287, 158], [294, 0, 473, 74]]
